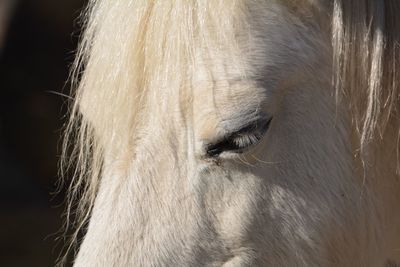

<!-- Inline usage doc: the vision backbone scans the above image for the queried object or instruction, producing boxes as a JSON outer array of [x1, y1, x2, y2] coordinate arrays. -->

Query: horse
[[61, 1, 400, 266]]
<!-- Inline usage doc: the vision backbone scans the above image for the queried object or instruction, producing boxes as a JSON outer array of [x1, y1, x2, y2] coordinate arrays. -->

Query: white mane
[[332, 0, 400, 148], [61, 0, 400, 265], [62, 0, 248, 262]]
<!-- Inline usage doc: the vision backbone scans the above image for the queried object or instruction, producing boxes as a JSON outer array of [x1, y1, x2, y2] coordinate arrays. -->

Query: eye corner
[[206, 144, 224, 158]]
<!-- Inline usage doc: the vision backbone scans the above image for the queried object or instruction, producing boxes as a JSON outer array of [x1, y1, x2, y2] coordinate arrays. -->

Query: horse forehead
[[163, 0, 321, 138], [189, 61, 269, 142], [186, 28, 277, 140]]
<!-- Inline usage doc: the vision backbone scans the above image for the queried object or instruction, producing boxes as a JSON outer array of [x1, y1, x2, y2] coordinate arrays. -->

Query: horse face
[[74, 2, 369, 266]]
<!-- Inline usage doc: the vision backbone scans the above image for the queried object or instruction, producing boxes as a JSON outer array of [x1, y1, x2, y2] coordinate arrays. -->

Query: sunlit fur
[[62, 0, 400, 266]]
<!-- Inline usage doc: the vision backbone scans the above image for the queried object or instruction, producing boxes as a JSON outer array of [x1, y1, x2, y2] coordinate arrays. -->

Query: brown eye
[[206, 117, 272, 157]]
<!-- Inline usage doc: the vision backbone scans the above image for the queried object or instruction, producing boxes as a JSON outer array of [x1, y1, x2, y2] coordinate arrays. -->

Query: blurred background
[[0, 0, 86, 266]]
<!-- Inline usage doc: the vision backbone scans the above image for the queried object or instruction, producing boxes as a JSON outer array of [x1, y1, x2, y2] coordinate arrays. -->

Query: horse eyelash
[[232, 132, 262, 148], [207, 117, 272, 157]]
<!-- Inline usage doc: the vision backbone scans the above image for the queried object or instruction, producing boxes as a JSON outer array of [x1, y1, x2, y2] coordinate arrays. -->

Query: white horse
[[62, 1, 400, 266]]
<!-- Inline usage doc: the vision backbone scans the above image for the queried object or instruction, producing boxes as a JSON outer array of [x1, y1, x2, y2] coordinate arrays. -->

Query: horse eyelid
[[206, 117, 272, 157]]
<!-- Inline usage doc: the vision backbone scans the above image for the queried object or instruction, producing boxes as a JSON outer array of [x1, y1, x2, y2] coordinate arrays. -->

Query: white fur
[[63, 1, 400, 266]]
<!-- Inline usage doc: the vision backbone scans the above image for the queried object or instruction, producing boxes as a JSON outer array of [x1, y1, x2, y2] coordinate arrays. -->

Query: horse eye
[[206, 117, 272, 157]]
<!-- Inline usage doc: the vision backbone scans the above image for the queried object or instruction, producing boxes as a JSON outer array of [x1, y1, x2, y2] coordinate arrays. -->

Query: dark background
[[0, 0, 87, 266]]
